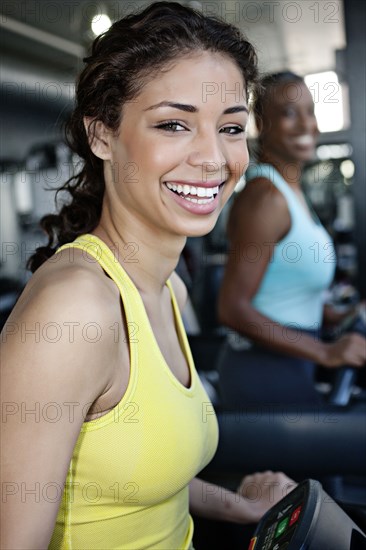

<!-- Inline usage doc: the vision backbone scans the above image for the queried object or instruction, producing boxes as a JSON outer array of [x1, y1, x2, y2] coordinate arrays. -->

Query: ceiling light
[[340, 159, 355, 180], [91, 13, 112, 36]]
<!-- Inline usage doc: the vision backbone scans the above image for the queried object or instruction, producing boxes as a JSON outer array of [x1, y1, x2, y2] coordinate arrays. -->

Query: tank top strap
[[55, 233, 143, 323], [55, 234, 191, 373], [165, 279, 195, 376], [57, 232, 138, 282]]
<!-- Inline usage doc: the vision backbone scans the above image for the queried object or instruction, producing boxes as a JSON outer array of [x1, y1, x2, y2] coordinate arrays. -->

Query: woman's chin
[[293, 145, 317, 162], [184, 216, 219, 238]]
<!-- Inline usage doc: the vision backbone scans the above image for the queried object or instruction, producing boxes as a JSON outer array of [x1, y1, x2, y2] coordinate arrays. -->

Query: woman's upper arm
[[218, 179, 290, 322], [0, 275, 115, 549]]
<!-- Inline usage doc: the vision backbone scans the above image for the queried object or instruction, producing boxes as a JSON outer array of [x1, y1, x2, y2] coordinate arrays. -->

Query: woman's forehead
[[132, 52, 246, 106], [265, 81, 312, 107]]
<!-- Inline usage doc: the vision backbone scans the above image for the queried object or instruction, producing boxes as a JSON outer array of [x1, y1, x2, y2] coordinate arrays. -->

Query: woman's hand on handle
[[320, 332, 366, 368], [237, 471, 297, 523]]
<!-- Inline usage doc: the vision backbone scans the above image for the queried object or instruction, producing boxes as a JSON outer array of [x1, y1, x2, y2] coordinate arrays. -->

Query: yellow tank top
[[49, 234, 219, 550]]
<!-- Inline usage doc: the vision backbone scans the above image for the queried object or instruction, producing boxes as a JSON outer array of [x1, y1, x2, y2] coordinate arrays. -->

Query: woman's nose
[[186, 132, 226, 174], [298, 111, 317, 133]]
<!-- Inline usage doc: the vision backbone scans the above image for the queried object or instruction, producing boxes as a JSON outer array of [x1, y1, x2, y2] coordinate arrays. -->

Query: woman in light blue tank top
[[217, 72, 366, 406]]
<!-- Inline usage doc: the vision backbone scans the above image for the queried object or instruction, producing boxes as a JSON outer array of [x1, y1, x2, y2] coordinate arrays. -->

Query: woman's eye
[[220, 125, 245, 135], [155, 121, 186, 132], [283, 108, 297, 118]]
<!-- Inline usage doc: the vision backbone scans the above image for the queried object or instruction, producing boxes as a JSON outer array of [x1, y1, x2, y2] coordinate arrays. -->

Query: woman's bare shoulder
[[15, 247, 118, 318], [234, 177, 288, 213], [228, 177, 290, 240], [2, 248, 124, 396]]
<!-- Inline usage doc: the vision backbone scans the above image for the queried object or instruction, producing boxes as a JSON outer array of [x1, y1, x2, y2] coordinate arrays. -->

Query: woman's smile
[[164, 180, 224, 198], [163, 180, 226, 213]]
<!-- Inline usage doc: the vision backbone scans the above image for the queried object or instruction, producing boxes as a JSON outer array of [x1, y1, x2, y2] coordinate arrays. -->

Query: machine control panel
[[248, 485, 305, 549], [248, 479, 366, 550]]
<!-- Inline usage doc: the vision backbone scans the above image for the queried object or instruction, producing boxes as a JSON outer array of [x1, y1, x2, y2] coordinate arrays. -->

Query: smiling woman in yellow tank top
[[1, 3, 293, 548]]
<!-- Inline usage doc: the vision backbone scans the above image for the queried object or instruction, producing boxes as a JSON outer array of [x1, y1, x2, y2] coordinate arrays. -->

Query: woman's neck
[[92, 201, 186, 297]]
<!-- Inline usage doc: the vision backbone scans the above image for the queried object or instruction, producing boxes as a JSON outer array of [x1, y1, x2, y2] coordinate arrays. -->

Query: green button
[[275, 517, 289, 538]]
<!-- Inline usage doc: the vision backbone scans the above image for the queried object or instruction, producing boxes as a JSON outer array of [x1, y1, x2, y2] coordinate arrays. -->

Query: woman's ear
[[254, 113, 263, 135], [83, 118, 112, 160]]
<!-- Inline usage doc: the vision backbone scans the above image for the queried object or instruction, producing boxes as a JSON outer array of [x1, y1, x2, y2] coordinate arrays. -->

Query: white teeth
[[165, 182, 220, 199], [294, 135, 313, 145]]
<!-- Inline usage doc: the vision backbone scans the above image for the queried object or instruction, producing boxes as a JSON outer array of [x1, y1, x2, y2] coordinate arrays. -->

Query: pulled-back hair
[[28, 1, 259, 272], [254, 70, 304, 123]]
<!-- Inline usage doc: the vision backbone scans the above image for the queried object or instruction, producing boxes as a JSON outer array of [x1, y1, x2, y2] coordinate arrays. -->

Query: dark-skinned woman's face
[[258, 80, 319, 163]]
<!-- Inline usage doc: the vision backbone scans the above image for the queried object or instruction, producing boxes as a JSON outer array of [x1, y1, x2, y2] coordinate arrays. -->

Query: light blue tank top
[[246, 164, 336, 329]]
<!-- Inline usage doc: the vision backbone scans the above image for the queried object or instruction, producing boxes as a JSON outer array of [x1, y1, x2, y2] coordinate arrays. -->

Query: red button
[[248, 537, 257, 550], [289, 505, 302, 526]]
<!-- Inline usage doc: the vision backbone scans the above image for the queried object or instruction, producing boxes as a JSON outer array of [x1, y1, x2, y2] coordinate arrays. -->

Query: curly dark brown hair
[[28, 1, 259, 272]]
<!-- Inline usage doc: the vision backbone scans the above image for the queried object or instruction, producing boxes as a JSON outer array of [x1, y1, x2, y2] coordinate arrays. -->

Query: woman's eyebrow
[[223, 106, 249, 114], [145, 101, 248, 114], [144, 101, 197, 112]]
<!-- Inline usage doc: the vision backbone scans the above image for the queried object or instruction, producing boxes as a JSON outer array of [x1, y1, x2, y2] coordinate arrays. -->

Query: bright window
[[305, 71, 344, 132]]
